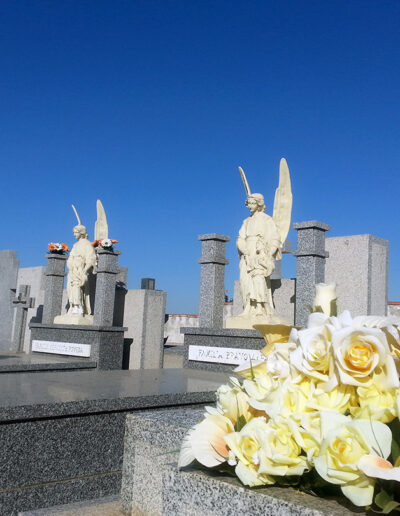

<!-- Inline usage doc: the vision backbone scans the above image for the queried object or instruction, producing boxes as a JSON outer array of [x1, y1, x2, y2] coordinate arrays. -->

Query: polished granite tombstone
[[0, 368, 227, 515]]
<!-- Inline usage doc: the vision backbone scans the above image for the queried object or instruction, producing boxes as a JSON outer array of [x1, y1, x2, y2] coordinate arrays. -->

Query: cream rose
[[257, 416, 309, 477], [314, 412, 392, 507], [291, 325, 335, 384], [331, 326, 399, 388], [216, 381, 252, 425], [351, 382, 398, 423], [265, 341, 297, 381], [250, 377, 314, 418], [313, 283, 337, 316], [224, 417, 275, 487], [307, 383, 356, 414]]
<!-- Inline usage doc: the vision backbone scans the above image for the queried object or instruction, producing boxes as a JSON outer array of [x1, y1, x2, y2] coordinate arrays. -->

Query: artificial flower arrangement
[[179, 284, 400, 512], [91, 238, 118, 249], [48, 243, 69, 254]]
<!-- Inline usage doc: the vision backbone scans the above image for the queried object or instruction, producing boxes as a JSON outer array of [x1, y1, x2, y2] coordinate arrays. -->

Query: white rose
[[290, 325, 335, 384]]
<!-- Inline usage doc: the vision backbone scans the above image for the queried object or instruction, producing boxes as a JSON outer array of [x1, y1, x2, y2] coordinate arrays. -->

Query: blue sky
[[1, 0, 399, 313]]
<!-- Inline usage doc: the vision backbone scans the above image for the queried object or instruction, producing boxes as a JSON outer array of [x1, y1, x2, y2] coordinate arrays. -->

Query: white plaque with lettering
[[32, 340, 91, 358], [188, 345, 266, 365]]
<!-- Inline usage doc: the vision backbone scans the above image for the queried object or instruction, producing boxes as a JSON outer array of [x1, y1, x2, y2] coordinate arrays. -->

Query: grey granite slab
[[121, 406, 364, 516], [121, 407, 206, 515], [0, 368, 226, 421], [0, 353, 96, 373], [18, 495, 121, 515], [2, 472, 120, 516], [163, 465, 363, 516]]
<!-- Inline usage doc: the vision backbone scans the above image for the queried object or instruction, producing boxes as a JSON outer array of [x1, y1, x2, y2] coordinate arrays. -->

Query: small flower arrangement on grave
[[48, 243, 69, 254], [92, 238, 118, 249], [179, 284, 400, 512]]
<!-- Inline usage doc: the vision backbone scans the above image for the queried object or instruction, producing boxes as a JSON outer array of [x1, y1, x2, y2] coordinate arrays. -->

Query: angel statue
[[54, 204, 101, 325], [225, 159, 292, 329]]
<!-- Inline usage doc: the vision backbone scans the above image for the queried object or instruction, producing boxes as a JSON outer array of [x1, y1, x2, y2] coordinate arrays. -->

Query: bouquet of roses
[[179, 284, 400, 512]]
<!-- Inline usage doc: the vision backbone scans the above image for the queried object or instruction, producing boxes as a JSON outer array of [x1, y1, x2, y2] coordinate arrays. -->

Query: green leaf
[[373, 489, 400, 514], [235, 415, 247, 432], [389, 419, 400, 463], [375, 489, 394, 509]]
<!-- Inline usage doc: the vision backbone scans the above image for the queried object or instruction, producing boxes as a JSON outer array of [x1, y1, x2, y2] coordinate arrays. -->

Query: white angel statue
[[54, 200, 108, 326], [226, 159, 292, 329]]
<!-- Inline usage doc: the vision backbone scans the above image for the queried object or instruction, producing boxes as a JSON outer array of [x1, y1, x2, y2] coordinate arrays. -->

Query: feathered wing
[[272, 158, 292, 243], [95, 199, 108, 241]]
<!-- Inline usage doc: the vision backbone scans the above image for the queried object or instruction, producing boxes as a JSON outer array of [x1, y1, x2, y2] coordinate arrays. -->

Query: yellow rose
[[297, 412, 322, 462], [216, 381, 252, 425], [242, 374, 275, 401], [224, 417, 275, 487], [314, 412, 392, 507], [307, 383, 356, 414], [250, 377, 314, 418], [351, 382, 398, 423], [331, 326, 399, 388], [257, 416, 309, 477]]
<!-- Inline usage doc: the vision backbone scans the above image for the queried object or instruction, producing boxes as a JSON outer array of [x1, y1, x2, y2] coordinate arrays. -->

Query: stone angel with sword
[[226, 159, 292, 329]]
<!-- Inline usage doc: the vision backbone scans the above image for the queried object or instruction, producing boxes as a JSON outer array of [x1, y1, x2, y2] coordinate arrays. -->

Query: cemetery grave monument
[[183, 159, 294, 372], [30, 200, 126, 370]]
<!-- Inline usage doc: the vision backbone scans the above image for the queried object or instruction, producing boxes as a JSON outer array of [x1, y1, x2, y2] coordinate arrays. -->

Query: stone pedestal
[[293, 221, 330, 326], [93, 249, 121, 327], [124, 289, 167, 369], [325, 234, 388, 316], [198, 234, 230, 329], [30, 323, 126, 370], [42, 253, 67, 324]]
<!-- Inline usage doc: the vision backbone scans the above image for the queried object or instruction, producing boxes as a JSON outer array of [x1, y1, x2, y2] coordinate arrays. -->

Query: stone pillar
[[93, 249, 120, 327], [270, 240, 292, 280], [42, 254, 67, 324], [125, 288, 167, 369], [198, 234, 230, 329], [293, 221, 330, 327], [12, 285, 35, 351]]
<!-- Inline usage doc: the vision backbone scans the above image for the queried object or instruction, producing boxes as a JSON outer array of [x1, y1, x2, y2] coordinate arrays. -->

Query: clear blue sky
[[1, 1, 399, 314]]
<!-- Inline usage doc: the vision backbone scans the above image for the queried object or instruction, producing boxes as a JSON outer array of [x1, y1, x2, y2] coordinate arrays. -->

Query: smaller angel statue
[[226, 159, 292, 328]]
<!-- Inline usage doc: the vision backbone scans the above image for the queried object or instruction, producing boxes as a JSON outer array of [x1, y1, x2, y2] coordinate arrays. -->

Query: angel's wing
[[272, 158, 292, 243], [94, 199, 108, 241]]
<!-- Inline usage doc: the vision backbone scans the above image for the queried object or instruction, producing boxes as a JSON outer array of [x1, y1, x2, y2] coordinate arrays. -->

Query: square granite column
[[93, 249, 121, 327], [293, 221, 330, 327], [198, 234, 230, 329], [42, 253, 67, 324]]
